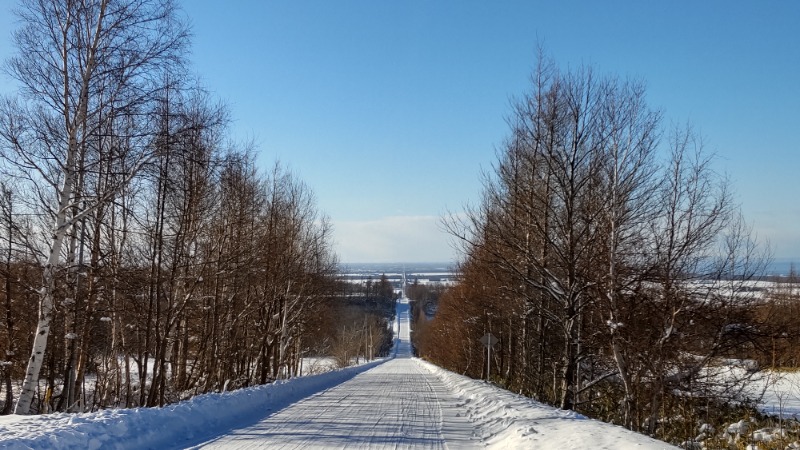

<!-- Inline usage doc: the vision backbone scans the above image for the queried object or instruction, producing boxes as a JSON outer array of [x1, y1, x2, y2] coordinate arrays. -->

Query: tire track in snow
[[188, 299, 477, 449], [188, 359, 477, 449]]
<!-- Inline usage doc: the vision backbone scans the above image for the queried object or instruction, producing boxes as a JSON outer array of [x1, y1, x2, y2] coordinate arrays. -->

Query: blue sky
[[1, 1, 798, 264]]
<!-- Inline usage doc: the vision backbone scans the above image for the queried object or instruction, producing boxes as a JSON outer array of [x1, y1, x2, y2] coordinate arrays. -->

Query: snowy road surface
[[191, 298, 477, 449], [191, 358, 476, 449]]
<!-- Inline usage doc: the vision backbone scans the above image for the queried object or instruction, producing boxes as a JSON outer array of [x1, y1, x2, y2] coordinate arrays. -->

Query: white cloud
[[333, 215, 457, 263]]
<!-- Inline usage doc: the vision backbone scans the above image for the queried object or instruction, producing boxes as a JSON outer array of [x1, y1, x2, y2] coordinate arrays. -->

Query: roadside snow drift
[[416, 359, 677, 449], [0, 360, 384, 450], [0, 357, 677, 449]]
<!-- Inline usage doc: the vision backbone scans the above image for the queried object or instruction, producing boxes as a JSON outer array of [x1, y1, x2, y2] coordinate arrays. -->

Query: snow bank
[[0, 356, 681, 450], [416, 359, 678, 450], [0, 359, 385, 450]]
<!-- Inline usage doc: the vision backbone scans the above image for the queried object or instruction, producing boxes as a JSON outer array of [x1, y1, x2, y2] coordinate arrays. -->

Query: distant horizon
[[338, 261, 456, 268], [338, 261, 454, 265], [339, 257, 800, 276], [764, 258, 800, 275]]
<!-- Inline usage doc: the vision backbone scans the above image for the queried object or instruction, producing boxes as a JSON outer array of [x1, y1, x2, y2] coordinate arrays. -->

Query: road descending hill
[[190, 299, 476, 449], [0, 298, 677, 449]]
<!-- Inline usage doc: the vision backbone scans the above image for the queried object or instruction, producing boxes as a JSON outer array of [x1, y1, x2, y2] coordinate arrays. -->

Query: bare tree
[[0, 0, 188, 414], [593, 78, 661, 427], [433, 53, 769, 444], [445, 59, 612, 409], [0, 184, 28, 414]]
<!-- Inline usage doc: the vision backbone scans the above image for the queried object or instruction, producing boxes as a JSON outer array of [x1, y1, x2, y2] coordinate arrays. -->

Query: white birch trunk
[[14, 0, 105, 413], [15, 180, 76, 413], [7, 0, 185, 414]]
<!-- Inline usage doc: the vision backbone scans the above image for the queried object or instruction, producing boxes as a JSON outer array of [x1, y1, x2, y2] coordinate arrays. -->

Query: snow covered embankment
[[0, 359, 385, 450], [417, 359, 679, 450], [1, 357, 679, 450]]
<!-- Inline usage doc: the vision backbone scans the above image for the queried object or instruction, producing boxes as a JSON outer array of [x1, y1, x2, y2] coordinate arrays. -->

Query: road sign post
[[480, 333, 498, 381]]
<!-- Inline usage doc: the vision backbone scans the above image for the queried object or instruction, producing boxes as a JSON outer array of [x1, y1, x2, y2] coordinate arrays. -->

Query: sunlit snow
[[0, 298, 676, 449]]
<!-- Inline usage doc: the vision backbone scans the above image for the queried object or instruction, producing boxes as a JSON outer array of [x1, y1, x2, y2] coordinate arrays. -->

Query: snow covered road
[[191, 358, 476, 449], [191, 298, 476, 449]]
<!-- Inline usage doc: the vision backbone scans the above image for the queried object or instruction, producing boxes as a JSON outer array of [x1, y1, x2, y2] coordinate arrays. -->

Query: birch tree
[[0, 0, 188, 414]]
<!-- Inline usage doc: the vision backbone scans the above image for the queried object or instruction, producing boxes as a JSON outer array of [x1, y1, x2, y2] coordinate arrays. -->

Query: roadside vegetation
[[414, 52, 800, 448], [0, 0, 340, 414], [313, 274, 396, 368]]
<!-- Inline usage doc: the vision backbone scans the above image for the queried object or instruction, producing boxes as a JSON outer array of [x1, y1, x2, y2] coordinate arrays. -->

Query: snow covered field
[[0, 298, 677, 449], [750, 370, 800, 420]]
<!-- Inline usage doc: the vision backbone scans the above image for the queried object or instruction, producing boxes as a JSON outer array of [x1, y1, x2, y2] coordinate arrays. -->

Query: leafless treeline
[[0, 0, 336, 414], [326, 275, 396, 368], [418, 55, 787, 443]]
